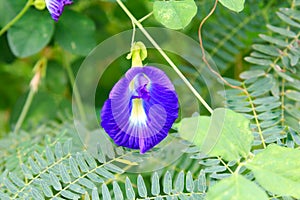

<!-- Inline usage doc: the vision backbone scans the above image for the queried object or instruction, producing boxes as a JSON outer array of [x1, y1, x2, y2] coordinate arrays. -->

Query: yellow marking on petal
[[130, 99, 147, 125]]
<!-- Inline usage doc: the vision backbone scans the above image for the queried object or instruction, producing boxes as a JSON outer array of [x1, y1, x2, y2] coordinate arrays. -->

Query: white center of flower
[[129, 99, 147, 126]]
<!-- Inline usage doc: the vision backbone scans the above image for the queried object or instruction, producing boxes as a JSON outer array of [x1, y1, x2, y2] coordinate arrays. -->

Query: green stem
[[13, 89, 35, 134], [116, 0, 213, 114], [0, 0, 33, 37], [138, 12, 153, 23], [63, 53, 87, 122]]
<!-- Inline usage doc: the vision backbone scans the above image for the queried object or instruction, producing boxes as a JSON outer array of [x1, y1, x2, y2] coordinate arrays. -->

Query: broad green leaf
[[179, 115, 211, 149], [0, 0, 25, 27], [246, 144, 300, 198], [55, 10, 96, 56], [7, 9, 54, 58], [218, 0, 245, 12], [206, 174, 268, 200], [153, 0, 197, 30], [180, 108, 253, 161]]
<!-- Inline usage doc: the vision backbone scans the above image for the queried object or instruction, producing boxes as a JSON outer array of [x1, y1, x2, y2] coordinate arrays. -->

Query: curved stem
[[0, 0, 33, 37], [116, 0, 213, 114], [198, 0, 243, 90]]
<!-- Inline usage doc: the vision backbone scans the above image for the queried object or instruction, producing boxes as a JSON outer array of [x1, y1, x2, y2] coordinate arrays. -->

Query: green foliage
[[246, 144, 300, 198], [153, 0, 197, 30], [0, 130, 208, 199], [206, 174, 268, 200], [55, 10, 97, 56], [179, 108, 253, 161], [218, 0, 245, 12], [7, 9, 54, 58], [200, 0, 279, 73], [0, 139, 129, 199], [223, 1, 300, 148], [0, 0, 24, 27]]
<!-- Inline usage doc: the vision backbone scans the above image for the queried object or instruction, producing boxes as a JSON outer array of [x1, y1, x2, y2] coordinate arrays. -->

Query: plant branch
[[242, 83, 266, 149], [0, 0, 33, 36], [13, 89, 35, 134], [198, 0, 243, 91], [13, 57, 46, 134], [217, 156, 234, 174], [116, 0, 213, 114], [138, 12, 153, 23]]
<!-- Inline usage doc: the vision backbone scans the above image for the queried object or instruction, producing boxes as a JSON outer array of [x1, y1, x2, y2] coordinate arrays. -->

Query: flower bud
[[126, 41, 147, 67], [34, 0, 46, 10]]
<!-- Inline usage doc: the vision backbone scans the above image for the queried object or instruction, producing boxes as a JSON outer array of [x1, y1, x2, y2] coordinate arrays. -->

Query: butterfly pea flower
[[45, 0, 72, 21], [101, 66, 179, 154]]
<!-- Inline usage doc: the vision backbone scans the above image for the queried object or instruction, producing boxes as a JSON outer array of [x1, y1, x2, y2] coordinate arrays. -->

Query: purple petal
[[101, 66, 179, 154], [45, 0, 72, 21]]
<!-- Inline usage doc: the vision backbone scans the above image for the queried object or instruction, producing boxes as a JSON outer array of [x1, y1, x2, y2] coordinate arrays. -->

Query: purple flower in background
[[45, 0, 72, 21], [101, 66, 179, 154]]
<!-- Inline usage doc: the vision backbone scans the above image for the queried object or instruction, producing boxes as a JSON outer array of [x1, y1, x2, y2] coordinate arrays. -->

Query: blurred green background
[[0, 0, 286, 135]]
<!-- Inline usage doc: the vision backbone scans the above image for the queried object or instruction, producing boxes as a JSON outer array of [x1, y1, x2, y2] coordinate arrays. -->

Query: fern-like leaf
[[0, 139, 132, 199]]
